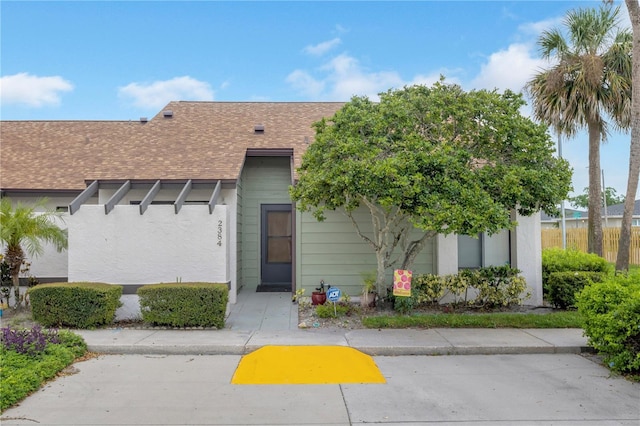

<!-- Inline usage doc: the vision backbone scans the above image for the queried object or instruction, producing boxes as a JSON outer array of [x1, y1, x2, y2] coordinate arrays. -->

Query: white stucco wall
[[512, 211, 543, 305], [436, 217, 542, 306], [68, 204, 229, 286], [0, 199, 71, 281]]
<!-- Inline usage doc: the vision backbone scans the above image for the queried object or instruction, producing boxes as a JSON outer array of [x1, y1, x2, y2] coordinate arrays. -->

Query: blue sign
[[327, 287, 341, 302]]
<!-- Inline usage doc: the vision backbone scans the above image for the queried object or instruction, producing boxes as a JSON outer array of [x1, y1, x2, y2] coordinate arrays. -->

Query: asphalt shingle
[[1, 101, 344, 191]]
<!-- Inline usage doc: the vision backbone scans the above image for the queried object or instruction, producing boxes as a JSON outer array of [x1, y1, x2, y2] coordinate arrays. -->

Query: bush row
[[577, 272, 640, 375], [392, 266, 530, 313], [29, 283, 123, 328], [138, 283, 228, 328], [542, 248, 613, 308], [27, 282, 228, 329]]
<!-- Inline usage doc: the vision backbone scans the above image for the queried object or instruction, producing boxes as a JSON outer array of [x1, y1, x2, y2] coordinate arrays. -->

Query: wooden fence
[[541, 227, 640, 265]]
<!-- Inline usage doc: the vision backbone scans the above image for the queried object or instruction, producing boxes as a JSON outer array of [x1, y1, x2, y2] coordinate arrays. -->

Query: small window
[[458, 230, 511, 270], [632, 219, 640, 227], [458, 234, 482, 269], [56, 206, 69, 212]]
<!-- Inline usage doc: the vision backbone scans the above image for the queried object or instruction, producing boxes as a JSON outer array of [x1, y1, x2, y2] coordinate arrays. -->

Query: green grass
[[362, 311, 584, 329], [0, 330, 87, 412]]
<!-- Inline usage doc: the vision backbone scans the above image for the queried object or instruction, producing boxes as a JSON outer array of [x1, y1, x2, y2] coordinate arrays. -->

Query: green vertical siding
[[240, 157, 292, 290], [236, 171, 244, 290], [297, 207, 434, 296]]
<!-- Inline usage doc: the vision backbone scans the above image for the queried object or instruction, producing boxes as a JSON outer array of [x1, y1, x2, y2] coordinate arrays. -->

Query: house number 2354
[[217, 220, 223, 247]]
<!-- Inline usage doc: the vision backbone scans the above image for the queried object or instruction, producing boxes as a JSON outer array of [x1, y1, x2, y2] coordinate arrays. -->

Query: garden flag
[[393, 269, 412, 297]]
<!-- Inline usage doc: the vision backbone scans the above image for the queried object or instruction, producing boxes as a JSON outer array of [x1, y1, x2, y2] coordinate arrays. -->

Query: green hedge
[[541, 248, 612, 293], [546, 271, 607, 309], [137, 283, 228, 328], [576, 273, 640, 375], [29, 283, 122, 328], [393, 266, 529, 313]]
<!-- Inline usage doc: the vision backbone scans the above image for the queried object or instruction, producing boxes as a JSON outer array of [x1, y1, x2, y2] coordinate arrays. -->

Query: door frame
[[259, 203, 293, 291]]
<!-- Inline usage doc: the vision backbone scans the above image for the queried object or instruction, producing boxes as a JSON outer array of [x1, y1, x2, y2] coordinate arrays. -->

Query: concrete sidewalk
[[81, 291, 592, 356], [75, 327, 590, 356]]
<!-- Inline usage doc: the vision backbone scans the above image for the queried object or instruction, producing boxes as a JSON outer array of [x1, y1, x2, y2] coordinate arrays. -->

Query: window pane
[[268, 212, 291, 237], [483, 230, 510, 266], [268, 238, 291, 263], [266, 210, 292, 263], [458, 234, 481, 269]]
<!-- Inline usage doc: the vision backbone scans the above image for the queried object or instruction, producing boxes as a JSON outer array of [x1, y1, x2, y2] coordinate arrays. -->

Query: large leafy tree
[[526, 5, 632, 257], [290, 82, 572, 295], [569, 186, 625, 209], [618, 0, 640, 271], [0, 198, 67, 308]]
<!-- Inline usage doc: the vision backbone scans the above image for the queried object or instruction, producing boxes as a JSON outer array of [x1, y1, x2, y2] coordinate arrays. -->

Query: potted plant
[[311, 280, 327, 305], [360, 271, 377, 308]]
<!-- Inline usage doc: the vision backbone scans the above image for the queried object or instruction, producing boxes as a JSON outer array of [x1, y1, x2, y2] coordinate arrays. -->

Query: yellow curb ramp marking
[[231, 345, 386, 385]]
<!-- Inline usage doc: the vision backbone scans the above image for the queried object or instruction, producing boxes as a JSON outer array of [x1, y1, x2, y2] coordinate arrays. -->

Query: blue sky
[[1, 0, 636, 201]]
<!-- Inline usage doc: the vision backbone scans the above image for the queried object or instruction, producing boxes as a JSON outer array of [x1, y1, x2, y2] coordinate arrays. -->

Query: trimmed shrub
[[462, 266, 529, 308], [394, 266, 529, 313], [576, 273, 640, 375], [137, 283, 228, 328], [29, 283, 122, 328], [393, 294, 417, 314], [412, 274, 445, 305], [542, 248, 612, 293], [546, 271, 607, 309]]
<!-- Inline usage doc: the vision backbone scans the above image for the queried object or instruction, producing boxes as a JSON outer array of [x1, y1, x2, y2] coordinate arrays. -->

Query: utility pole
[[559, 131, 566, 249], [602, 169, 609, 228]]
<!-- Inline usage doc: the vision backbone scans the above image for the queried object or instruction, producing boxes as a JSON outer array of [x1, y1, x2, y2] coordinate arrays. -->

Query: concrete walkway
[[77, 289, 590, 356]]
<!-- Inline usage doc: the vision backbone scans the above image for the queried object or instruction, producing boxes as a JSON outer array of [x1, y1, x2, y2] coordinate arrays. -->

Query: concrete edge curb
[[86, 344, 592, 356]]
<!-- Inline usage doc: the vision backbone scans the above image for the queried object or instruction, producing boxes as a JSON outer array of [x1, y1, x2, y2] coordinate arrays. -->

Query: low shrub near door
[[137, 283, 228, 328], [577, 273, 640, 376], [29, 282, 122, 328]]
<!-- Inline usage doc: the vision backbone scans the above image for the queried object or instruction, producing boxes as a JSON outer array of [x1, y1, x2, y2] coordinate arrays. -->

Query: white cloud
[[518, 17, 562, 38], [118, 76, 214, 109], [303, 38, 341, 56], [470, 43, 548, 92], [323, 54, 404, 100], [287, 53, 449, 101], [0, 72, 73, 107], [286, 70, 325, 98]]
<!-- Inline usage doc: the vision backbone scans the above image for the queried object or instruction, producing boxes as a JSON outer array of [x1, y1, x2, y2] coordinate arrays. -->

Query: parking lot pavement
[[2, 353, 639, 425]]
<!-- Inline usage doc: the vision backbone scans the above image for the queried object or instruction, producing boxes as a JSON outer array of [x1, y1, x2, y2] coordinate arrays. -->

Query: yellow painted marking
[[231, 345, 386, 385]]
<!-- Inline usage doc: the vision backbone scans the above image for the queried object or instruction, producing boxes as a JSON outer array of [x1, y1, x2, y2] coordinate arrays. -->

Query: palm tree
[[0, 198, 67, 308], [526, 5, 632, 257], [618, 0, 640, 272]]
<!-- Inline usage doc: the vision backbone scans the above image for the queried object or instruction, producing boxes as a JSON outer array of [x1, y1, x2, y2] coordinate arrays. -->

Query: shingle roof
[[606, 199, 640, 216], [1, 101, 344, 191], [541, 200, 640, 221]]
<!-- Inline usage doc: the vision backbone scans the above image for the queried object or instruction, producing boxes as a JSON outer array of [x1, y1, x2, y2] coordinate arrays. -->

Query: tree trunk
[[375, 251, 387, 298], [618, 0, 640, 272], [587, 121, 603, 257], [4, 245, 24, 308]]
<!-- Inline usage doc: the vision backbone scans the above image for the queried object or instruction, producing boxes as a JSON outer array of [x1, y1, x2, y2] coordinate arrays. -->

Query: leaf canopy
[[291, 82, 572, 237]]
